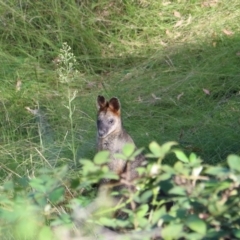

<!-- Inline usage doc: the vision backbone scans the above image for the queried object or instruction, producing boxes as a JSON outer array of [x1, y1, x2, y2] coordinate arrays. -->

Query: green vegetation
[[2, 142, 240, 239], [0, 0, 240, 239]]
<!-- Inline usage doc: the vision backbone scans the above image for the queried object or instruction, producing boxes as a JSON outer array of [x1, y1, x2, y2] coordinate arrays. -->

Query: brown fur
[[96, 95, 144, 185]]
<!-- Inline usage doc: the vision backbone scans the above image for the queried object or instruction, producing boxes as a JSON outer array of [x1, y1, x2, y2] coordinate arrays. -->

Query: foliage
[[1, 142, 240, 239]]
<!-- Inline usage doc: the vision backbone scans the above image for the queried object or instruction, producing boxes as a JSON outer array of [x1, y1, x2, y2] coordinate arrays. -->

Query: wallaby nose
[[98, 130, 105, 137]]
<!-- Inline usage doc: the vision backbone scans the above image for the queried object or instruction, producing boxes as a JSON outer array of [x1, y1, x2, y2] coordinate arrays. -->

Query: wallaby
[[96, 95, 144, 186]]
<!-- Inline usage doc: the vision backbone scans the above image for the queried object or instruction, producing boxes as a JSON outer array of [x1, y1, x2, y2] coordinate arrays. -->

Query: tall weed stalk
[[56, 42, 79, 166]]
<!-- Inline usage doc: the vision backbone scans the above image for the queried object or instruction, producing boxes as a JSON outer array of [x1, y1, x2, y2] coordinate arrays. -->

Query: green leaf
[[138, 217, 148, 228], [183, 233, 205, 240], [162, 224, 183, 239], [113, 153, 127, 160], [189, 152, 198, 163], [93, 151, 110, 164], [215, 181, 231, 192], [174, 161, 189, 175], [159, 173, 172, 181], [186, 215, 207, 234], [115, 219, 130, 228], [149, 141, 178, 158], [161, 141, 178, 155], [98, 217, 116, 228], [149, 141, 162, 157], [32, 192, 47, 207], [29, 179, 46, 193], [38, 226, 54, 240], [137, 167, 147, 175], [145, 153, 158, 158], [162, 214, 176, 222], [70, 178, 80, 189], [151, 207, 166, 225], [227, 154, 240, 172], [205, 166, 229, 176], [131, 147, 144, 158], [162, 164, 175, 174], [176, 209, 188, 219], [169, 186, 186, 196], [122, 143, 135, 158], [140, 190, 152, 202], [81, 160, 99, 175], [233, 230, 240, 238], [173, 149, 189, 163], [48, 187, 65, 204], [102, 171, 119, 180], [174, 161, 184, 172], [136, 204, 149, 218]]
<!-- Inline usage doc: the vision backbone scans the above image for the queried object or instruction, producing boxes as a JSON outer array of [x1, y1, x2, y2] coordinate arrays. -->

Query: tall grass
[[0, 0, 240, 181]]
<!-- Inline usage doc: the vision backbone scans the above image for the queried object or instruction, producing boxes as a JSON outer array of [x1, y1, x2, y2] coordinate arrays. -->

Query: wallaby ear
[[97, 95, 106, 110], [109, 97, 121, 113]]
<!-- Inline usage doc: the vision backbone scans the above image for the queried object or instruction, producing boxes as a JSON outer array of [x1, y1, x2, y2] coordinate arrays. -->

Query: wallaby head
[[97, 95, 122, 138]]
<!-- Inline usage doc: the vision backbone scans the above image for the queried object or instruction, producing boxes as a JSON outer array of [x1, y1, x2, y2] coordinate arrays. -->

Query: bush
[[1, 141, 240, 240]]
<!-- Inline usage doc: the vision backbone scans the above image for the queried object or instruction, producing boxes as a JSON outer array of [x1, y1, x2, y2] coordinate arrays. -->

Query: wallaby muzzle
[[97, 120, 109, 138]]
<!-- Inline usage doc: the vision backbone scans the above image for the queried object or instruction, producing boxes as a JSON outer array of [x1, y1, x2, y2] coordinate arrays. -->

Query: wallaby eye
[[108, 119, 114, 124]]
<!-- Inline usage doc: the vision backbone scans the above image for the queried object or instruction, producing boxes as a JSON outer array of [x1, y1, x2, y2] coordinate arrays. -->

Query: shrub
[[1, 141, 240, 239]]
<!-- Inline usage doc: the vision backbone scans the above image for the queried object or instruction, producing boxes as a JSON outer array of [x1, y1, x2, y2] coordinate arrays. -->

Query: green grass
[[1, 0, 240, 182]]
